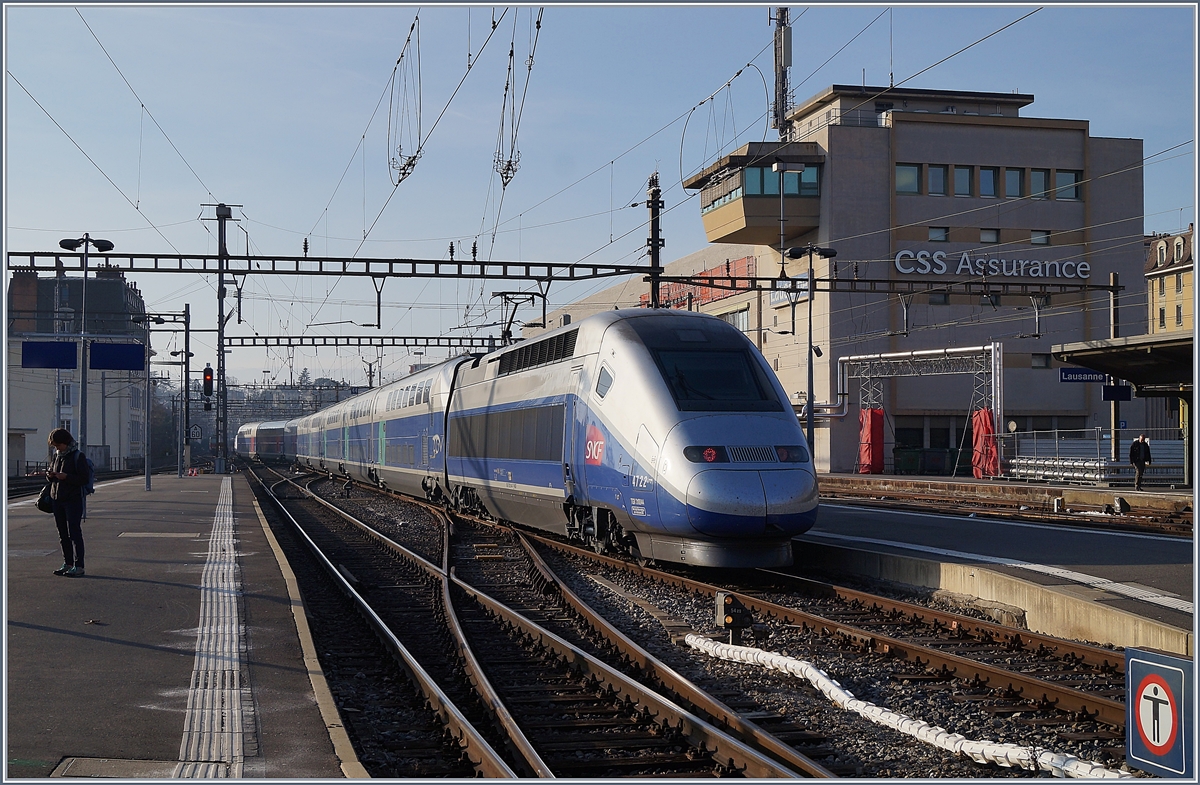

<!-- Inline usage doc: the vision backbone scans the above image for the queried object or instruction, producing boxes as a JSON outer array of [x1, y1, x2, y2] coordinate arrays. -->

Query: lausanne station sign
[[894, 250, 1091, 279]]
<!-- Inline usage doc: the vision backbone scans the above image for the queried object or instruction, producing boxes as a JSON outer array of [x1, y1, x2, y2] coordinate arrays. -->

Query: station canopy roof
[[1052, 332, 1193, 398]]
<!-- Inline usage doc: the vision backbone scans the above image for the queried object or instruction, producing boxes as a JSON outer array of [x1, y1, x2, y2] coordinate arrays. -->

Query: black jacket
[[1129, 440, 1152, 465], [49, 447, 88, 502]]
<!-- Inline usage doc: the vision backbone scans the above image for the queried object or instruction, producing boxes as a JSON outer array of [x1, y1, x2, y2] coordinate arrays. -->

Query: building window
[[928, 292, 950, 305], [720, 307, 750, 332], [979, 168, 998, 198], [743, 167, 778, 196], [792, 166, 820, 196], [1176, 273, 1183, 293], [1159, 308, 1166, 329], [928, 165, 947, 195], [980, 228, 999, 244], [929, 227, 949, 242], [60, 384, 72, 406], [893, 416, 925, 448], [954, 166, 972, 196], [773, 357, 780, 371], [1031, 230, 1050, 245], [743, 166, 819, 197], [1159, 277, 1166, 296], [896, 164, 920, 194], [1031, 353, 1052, 369], [1158, 243, 1167, 266], [1031, 169, 1050, 199], [1177, 305, 1183, 326], [1005, 168, 1022, 198], [1176, 240, 1184, 261], [1054, 170, 1081, 200]]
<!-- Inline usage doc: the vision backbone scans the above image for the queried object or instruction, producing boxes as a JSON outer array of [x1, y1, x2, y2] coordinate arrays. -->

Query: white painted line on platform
[[822, 503, 1191, 543], [173, 477, 255, 778], [803, 530, 1194, 615]]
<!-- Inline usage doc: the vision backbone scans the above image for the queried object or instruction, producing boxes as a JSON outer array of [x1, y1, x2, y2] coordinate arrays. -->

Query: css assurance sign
[[895, 249, 1090, 279]]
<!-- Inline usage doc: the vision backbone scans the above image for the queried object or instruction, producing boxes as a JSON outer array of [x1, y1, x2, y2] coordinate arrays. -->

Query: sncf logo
[[585, 424, 606, 465]]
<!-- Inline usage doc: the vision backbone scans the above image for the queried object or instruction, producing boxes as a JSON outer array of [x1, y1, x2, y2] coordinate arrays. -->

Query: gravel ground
[[536, 546, 1143, 779]]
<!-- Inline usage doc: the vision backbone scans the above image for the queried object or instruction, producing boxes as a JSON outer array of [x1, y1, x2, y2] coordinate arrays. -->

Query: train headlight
[[684, 446, 729, 463], [774, 445, 810, 463]]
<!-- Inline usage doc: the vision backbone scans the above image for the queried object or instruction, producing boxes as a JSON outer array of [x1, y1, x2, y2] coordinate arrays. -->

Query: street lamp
[[786, 244, 837, 454], [58, 234, 114, 456]]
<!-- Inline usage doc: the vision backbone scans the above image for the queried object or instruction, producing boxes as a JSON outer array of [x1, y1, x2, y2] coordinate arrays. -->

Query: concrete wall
[[794, 541, 1193, 656]]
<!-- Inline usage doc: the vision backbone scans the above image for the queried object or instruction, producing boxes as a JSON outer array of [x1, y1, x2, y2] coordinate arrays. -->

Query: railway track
[[819, 487, 1192, 537], [247, 464, 829, 777], [528, 539, 1129, 729], [277, 468, 1135, 777]]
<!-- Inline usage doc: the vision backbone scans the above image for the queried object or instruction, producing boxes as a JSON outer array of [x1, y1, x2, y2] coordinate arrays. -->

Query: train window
[[422, 381, 431, 404], [448, 404, 565, 461], [653, 350, 782, 412], [596, 366, 614, 398]]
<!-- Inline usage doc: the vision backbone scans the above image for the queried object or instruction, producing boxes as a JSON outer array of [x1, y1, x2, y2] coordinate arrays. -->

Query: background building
[[1146, 224, 1193, 339], [536, 85, 1151, 475], [7, 267, 147, 474]]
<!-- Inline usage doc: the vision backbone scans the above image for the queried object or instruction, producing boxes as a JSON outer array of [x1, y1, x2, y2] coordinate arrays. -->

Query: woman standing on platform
[[46, 428, 87, 577]]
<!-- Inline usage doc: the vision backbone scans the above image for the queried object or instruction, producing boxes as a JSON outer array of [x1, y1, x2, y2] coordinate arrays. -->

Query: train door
[[565, 369, 581, 500]]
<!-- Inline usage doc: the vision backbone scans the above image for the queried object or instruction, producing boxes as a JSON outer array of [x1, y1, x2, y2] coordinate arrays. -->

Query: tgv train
[[235, 309, 819, 567], [234, 420, 289, 462]]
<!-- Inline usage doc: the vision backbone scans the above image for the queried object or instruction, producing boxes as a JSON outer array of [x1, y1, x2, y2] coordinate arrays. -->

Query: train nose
[[684, 469, 817, 537]]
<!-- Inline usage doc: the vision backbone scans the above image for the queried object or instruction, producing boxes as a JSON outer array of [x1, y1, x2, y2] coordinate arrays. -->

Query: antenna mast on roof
[[772, 7, 792, 141]]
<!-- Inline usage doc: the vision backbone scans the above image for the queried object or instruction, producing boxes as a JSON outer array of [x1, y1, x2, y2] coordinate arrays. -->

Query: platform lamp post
[[786, 245, 837, 454], [58, 234, 114, 457]]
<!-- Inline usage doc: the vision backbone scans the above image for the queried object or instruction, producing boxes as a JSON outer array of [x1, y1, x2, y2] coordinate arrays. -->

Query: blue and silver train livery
[[236, 309, 819, 568]]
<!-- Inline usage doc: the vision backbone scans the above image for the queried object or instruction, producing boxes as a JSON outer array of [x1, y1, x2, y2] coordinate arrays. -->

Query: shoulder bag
[[36, 484, 54, 513]]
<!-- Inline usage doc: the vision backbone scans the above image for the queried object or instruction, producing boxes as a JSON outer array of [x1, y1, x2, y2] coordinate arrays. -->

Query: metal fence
[[8, 456, 138, 477], [998, 428, 1188, 487]]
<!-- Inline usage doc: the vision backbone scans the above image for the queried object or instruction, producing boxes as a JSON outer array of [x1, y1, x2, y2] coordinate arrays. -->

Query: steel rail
[[251, 471, 517, 777], [757, 570, 1126, 673], [287, 475, 550, 777], [513, 530, 834, 778], [449, 572, 809, 778], [436, 520, 554, 777], [525, 533, 1129, 729], [818, 490, 1191, 535], [294, 477, 807, 776]]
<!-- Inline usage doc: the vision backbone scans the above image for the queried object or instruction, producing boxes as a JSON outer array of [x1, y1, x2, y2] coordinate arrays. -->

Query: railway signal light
[[203, 364, 214, 397], [715, 592, 752, 640]]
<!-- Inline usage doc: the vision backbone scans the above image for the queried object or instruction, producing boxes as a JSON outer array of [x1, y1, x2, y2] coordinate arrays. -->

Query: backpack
[[78, 451, 96, 496]]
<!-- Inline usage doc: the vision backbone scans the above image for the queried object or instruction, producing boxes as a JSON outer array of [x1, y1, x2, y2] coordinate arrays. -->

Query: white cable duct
[[685, 635, 1130, 779]]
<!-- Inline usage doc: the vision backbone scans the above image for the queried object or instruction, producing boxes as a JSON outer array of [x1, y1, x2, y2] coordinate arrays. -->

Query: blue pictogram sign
[[1127, 648, 1193, 777]]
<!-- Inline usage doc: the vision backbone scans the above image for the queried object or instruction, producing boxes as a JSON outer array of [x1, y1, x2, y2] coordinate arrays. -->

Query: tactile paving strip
[[173, 478, 255, 778]]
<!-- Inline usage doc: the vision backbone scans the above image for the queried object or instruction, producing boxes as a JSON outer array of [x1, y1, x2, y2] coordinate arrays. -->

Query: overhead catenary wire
[[6, 70, 183, 256], [76, 9, 219, 203]]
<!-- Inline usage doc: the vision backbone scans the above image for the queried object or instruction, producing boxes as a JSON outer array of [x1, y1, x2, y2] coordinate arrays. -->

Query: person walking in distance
[[46, 428, 88, 576], [1129, 433, 1152, 492]]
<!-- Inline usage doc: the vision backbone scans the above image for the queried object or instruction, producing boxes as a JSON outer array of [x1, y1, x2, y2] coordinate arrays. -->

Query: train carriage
[[234, 420, 289, 462]]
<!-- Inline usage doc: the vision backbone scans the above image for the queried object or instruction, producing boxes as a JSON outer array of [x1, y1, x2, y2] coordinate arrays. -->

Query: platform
[[6, 473, 362, 779], [798, 475, 1195, 656]]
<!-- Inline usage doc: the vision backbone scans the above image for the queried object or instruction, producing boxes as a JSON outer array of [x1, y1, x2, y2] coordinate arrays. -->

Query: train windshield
[[653, 350, 782, 412]]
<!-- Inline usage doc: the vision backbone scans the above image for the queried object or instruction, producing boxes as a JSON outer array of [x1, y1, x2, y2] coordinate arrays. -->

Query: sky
[[4, 3, 1196, 388]]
